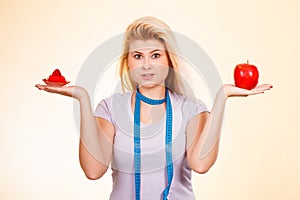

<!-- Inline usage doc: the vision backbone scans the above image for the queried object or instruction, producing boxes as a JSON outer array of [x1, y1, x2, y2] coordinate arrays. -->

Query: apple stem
[[247, 60, 249, 64]]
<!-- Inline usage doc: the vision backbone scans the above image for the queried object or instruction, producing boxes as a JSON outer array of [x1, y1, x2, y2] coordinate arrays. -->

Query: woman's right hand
[[35, 84, 88, 100]]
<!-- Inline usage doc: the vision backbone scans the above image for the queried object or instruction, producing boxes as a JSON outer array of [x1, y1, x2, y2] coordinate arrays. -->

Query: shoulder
[[170, 91, 206, 108], [94, 92, 132, 121], [98, 92, 132, 106], [170, 91, 209, 120]]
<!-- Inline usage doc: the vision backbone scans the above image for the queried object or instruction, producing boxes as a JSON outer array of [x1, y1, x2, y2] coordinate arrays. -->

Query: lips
[[142, 73, 154, 77], [141, 73, 154, 80]]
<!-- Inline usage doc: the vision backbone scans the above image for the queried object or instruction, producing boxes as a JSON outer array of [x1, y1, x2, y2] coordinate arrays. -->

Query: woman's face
[[127, 39, 170, 89]]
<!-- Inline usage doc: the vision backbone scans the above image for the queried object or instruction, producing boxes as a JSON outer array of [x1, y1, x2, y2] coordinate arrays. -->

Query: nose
[[142, 56, 152, 69], [143, 64, 151, 70]]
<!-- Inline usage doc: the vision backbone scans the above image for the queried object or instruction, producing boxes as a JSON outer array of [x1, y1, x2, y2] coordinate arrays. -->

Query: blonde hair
[[118, 16, 185, 95]]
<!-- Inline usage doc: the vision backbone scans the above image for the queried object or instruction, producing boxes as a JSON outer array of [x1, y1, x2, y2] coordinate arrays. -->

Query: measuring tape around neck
[[134, 88, 173, 200]]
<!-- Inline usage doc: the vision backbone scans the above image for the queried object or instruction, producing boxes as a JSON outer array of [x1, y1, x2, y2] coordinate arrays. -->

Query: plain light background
[[1, 0, 299, 199]]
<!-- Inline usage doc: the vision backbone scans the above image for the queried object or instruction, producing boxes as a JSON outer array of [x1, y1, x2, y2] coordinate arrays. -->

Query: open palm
[[35, 84, 87, 100], [224, 84, 273, 97]]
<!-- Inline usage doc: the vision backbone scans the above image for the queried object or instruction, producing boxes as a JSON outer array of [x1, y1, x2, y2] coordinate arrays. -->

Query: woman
[[35, 16, 272, 200]]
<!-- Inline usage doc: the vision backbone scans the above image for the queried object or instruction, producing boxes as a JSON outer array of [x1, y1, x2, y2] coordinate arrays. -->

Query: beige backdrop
[[1, 0, 299, 199]]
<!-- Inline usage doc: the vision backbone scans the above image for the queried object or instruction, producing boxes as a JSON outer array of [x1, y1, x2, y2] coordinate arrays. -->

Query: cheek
[[156, 66, 170, 80], [162, 66, 169, 75], [128, 57, 142, 69], [127, 57, 134, 69], [127, 63, 139, 82]]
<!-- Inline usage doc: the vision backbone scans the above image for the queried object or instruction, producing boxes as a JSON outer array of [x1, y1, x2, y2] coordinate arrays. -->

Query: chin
[[138, 82, 164, 89]]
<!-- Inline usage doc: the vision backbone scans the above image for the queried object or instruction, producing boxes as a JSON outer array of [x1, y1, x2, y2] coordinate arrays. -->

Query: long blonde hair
[[118, 16, 185, 95]]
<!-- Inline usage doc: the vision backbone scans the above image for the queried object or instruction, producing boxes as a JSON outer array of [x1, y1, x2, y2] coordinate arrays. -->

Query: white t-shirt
[[94, 91, 209, 200]]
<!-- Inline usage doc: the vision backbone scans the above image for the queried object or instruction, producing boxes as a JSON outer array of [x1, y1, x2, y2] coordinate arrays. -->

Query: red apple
[[234, 60, 259, 90]]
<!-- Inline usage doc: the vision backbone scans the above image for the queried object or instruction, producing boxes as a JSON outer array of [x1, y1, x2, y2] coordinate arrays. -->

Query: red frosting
[[48, 69, 66, 82]]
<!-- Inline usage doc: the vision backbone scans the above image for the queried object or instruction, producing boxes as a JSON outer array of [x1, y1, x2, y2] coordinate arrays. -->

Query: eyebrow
[[130, 49, 163, 54]]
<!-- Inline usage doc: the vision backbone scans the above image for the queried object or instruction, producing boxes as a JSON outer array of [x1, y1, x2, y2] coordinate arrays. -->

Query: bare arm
[[187, 84, 273, 174], [35, 84, 114, 179], [78, 91, 114, 180]]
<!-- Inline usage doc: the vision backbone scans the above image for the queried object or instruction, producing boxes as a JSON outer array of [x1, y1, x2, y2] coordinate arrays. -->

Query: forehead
[[128, 39, 165, 52]]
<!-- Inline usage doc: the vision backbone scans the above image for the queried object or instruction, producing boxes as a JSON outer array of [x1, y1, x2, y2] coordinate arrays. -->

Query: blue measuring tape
[[134, 88, 173, 200]]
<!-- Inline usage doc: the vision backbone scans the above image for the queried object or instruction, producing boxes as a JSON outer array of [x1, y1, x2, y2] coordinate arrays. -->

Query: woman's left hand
[[223, 84, 273, 98]]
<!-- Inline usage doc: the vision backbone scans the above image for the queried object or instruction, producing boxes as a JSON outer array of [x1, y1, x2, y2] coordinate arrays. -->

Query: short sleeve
[[182, 97, 209, 121], [190, 98, 209, 118], [94, 98, 113, 123]]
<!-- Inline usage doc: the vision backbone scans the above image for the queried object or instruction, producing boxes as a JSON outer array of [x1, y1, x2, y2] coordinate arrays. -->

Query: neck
[[137, 85, 166, 100]]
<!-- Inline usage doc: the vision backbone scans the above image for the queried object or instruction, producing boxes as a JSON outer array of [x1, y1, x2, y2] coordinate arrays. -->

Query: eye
[[133, 54, 142, 59], [152, 53, 161, 59]]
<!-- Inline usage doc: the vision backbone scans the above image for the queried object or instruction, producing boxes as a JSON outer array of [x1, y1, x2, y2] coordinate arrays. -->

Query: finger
[[46, 85, 74, 97], [251, 86, 268, 93], [44, 85, 62, 93], [255, 84, 273, 90], [35, 84, 47, 90], [250, 86, 273, 95], [43, 86, 53, 93], [250, 84, 272, 94], [249, 90, 265, 95]]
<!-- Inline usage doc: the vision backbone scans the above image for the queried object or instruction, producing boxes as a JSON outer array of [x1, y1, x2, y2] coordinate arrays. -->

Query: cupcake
[[43, 69, 70, 87]]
